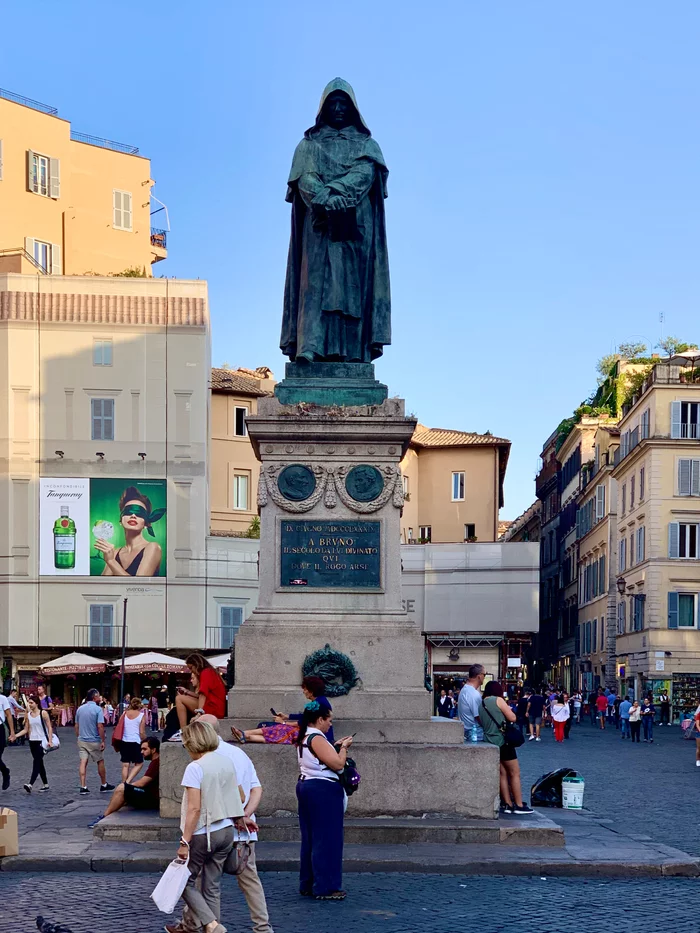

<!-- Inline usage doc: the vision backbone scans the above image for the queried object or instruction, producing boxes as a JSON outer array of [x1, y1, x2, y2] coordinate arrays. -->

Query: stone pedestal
[[230, 392, 433, 722]]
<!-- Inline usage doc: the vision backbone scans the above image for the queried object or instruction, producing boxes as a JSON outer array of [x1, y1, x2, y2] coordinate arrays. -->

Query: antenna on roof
[[659, 312, 664, 344]]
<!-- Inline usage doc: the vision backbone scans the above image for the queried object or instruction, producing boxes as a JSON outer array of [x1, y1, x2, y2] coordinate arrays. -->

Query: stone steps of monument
[[93, 810, 564, 848]]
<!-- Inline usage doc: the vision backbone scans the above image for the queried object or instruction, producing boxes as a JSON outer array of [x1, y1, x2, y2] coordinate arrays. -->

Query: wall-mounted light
[[138, 452, 147, 461], [55, 450, 64, 458], [616, 576, 626, 596], [96, 452, 105, 460]]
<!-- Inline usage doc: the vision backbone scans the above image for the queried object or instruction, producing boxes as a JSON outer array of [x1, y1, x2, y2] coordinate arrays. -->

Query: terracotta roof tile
[[411, 425, 511, 448], [211, 368, 272, 397]]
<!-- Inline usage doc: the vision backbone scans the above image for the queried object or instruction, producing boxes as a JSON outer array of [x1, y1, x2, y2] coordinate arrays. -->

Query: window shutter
[[0, 139, 3, 181], [113, 190, 122, 227], [671, 401, 682, 438], [638, 527, 645, 561], [669, 522, 680, 558], [49, 158, 60, 198], [599, 555, 606, 593], [668, 591, 679, 629], [123, 192, 132, 229], [51, 243, 61, 275], [27, 149, 37, 192], [104, 399, 114, 440], [619, 538, 626, 572], [679, 459, 692, 496], [692, 460, 700, 497], [24, 237, 35, 262], [596, 484, 605, 519]]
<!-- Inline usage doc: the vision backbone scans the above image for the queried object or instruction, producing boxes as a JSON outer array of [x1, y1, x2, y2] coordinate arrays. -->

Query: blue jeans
[[620, 718, 630, 738], [297, 778, 344, 896], [643, 716, 654, 741]]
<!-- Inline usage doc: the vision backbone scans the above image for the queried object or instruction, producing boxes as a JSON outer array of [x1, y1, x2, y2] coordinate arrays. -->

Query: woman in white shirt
[[13, 695, 53, 793], [168, 720, 246, 933], [119, 696, 147, 782], [551, 695, 570, 743], [296, 702, 353, 900]]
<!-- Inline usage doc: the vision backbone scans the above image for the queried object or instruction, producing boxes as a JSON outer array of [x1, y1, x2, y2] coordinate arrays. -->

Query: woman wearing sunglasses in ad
[[95, 486, 165, 577]]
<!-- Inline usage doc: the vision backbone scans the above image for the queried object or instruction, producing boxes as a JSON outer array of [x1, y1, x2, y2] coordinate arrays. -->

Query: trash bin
[[561, 775, 585, 809], [531, 767, 578, 808]]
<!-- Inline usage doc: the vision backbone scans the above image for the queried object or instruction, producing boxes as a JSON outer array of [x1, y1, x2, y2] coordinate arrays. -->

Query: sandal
[[315, 891, 347, 901], [230, 726, 246, 743]]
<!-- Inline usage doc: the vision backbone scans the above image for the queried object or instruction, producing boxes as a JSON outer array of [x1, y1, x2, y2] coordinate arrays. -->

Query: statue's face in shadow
[[322, 91, 354, 129]]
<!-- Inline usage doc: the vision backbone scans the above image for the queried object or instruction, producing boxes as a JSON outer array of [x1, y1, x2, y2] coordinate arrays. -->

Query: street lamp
[[616, 576, 627, 596]]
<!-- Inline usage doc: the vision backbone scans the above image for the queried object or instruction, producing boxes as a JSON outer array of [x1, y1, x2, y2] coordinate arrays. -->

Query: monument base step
[[94, 811, 564, 848], [274, 361, 389, 407], [220, 716, 464, 745]]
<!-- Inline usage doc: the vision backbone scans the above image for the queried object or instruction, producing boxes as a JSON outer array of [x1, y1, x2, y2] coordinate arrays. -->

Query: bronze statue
[[280, 78, 391, 364]]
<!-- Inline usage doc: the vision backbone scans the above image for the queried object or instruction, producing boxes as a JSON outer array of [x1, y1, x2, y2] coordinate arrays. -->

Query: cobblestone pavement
[[1, 872, 700, 933]]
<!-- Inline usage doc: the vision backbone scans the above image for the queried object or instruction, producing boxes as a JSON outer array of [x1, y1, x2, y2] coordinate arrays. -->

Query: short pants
[[77, 740, 104, 763]]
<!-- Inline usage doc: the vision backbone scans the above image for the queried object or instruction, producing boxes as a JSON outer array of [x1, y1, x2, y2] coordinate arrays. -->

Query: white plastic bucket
[[562, 776, 585, 809]]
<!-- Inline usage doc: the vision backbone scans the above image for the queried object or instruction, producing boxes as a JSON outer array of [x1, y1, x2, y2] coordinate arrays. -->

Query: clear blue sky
[[4, 2, 699, 518]]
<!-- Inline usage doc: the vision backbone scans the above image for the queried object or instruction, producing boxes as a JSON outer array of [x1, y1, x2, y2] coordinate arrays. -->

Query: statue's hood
[[306, 77, 371, 136]]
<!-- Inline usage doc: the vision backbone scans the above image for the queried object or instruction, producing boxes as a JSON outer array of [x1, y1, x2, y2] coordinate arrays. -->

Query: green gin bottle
[[53, 506, 76, 569]]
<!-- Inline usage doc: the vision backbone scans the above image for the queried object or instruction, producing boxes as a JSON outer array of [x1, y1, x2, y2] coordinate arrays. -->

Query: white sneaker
[[535, 737, 542, 742], [167, 730, 183, 743], [528, 735, 535, 741], [696, 761, 700, 767]]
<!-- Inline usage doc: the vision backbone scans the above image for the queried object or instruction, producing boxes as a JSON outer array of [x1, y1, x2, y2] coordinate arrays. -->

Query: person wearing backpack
[[295, 702, 353, 900]]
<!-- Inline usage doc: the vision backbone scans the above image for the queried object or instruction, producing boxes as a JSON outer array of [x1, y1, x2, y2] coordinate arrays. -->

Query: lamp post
[[616, 576, 626, 596]]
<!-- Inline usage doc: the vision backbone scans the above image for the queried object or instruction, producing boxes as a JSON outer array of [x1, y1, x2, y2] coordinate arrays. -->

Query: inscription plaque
[[280, 519, 380, 588]]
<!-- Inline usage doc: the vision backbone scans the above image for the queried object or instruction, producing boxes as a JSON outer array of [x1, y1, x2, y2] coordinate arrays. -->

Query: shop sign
[[507, 657, 521, 667], [655, 659, 665, 671]]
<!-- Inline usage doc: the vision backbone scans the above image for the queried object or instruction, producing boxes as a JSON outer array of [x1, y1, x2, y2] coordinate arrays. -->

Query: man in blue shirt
[[527, 689, 546, 741], [458, 664, 485, 742], [74, 688, 114, 795], [619, 697, 632, 739], [607, 690, 617, 726]]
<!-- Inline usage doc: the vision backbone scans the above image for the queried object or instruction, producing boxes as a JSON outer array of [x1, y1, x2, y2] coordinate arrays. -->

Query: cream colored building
[[0, 87, 167, 277], [612, 352, 700, 716], [400, 426, 510, 545], [210, 367, 274, 535], [576, 425, 620, 691], [0, 272, 259, 690]]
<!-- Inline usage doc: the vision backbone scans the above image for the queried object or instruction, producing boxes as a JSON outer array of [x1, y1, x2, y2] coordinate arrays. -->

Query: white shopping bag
[[151, 857, 191, 914]]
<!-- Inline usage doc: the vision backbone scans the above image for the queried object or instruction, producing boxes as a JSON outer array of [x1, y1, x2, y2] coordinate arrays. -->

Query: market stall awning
[[207, 653, 231, 672], [111, 651, 189, 674], [39, 652, 108, 676]]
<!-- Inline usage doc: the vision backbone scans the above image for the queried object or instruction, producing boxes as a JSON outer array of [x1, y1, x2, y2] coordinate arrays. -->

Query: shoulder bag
[[482, 699, 524, 749], [112, 712, 125, 751], [40, 711, 60, 752]]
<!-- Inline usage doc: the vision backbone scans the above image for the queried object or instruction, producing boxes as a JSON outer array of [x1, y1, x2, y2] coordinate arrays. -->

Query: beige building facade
[[612, 354, 700, 716], [0, 87, 167, 277], [399, 426, 510, 545], [0, 273, 259, 693], [210, 367, 274, 535]]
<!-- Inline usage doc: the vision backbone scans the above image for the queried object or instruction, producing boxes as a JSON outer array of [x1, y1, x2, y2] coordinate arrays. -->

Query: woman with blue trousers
[[296, 702, 353, 900]]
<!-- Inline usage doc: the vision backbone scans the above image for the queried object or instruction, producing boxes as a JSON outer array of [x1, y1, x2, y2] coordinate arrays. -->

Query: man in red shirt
[[596, 690, 609, 730], [97, 737, 160, 820]]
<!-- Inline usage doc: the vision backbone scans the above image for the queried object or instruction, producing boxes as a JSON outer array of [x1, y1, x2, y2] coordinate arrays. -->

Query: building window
[[25, 238, 61, 274], [621, 484, 626, 515], [640, 467, 645, 501], [671, 401, 700, 439], [617, 601, 626, 635], [640, 408, 650, 439], [402, 475, 409, 497], [678, 459, 700, 497], [619, 537, 627, 572], [595, 484, 605, 520], [630, 476, 635, 509], [598, 555, 606, 593], [28, 150, 59, 198], [233, 473, 249, 510], [234, 406, 248, 437], [633, 594, 645, 631], [669, 522, 699, 559], [629, 533, 635, 567], [93, 339, 113, 366], [407, 527, 413, 542], [89, 604, 114, 648], [636, 526, 645, 563], [668, 592, 697, 629], [592, 618, 597, 652], [91, 398, 114, 441], [113, 190, 133, 231], [464, 523, 476, 540], [219, 605, 243, 648], [451, 472, 465, 501], [419, 525, 431, 542]]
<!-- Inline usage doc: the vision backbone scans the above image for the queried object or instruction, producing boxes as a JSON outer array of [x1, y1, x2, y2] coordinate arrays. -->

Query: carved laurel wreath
[[258, 463, 404, 514]]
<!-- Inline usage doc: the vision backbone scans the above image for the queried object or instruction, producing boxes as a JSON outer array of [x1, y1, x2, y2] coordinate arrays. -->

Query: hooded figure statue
[[280, 78, 391, 364]]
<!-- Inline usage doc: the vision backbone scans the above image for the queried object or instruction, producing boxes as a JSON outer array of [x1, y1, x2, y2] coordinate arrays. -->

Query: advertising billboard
[[40, 478, 167, 577]]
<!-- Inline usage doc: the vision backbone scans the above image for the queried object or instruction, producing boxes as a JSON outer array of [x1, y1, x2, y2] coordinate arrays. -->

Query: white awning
[[111, 651, 189, 674], [206, 653, 230, 672], [39, 652, 108, 675]]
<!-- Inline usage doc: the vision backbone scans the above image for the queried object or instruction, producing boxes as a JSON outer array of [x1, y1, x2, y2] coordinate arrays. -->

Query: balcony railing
[[150, 228, 168, 249], [0, 87, 57, 115], [74, 625, 126, 650], [205, 627, 235, 650], [70, 131, 139, 155]]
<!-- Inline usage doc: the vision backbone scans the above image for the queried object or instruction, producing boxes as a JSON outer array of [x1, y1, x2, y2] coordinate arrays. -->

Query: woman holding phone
[[231, 675, 334, 745]]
